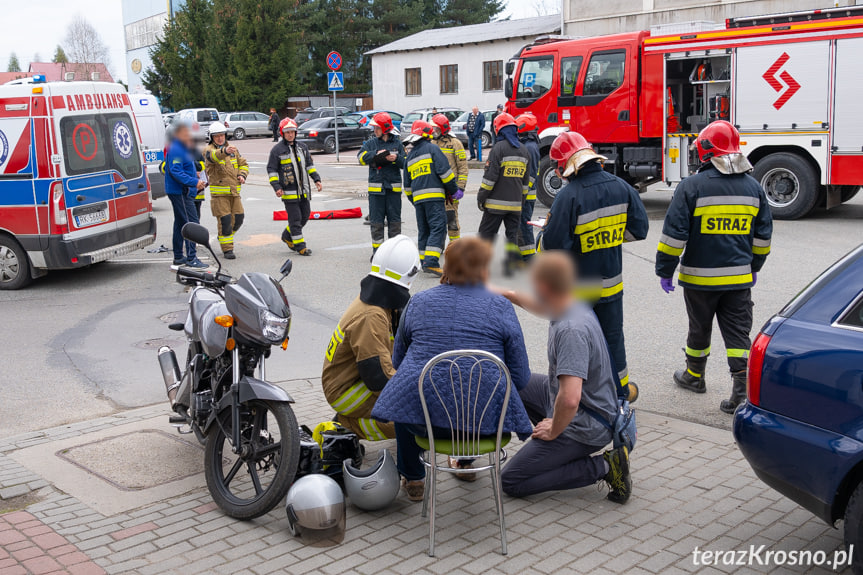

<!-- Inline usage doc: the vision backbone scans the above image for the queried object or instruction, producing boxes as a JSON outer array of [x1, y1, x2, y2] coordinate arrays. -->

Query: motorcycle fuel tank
[[187, 288, 230, 357]]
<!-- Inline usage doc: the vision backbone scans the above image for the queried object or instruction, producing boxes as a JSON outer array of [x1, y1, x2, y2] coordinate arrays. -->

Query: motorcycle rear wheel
[[204, 399, 300, 520]]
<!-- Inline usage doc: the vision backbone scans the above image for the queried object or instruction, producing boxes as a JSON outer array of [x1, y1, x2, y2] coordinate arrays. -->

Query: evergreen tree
[[7, 53, 21, 73], [53, 46, 68, 63], [440, 0, 506, 26]]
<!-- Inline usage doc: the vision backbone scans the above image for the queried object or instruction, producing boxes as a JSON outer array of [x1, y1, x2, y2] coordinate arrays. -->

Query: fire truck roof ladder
[[726, 5, 863, 28]]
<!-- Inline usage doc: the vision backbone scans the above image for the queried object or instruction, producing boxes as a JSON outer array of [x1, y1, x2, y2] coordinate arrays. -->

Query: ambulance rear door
[[0, 88, 39, 247]]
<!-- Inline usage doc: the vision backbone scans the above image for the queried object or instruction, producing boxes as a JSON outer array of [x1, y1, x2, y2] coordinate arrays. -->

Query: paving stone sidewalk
[[0, 379, 850, 574]]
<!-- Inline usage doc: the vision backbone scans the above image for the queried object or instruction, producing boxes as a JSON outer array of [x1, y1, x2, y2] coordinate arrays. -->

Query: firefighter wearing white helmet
[[204, 121, 248, 259], [321, 235, 420, 440]]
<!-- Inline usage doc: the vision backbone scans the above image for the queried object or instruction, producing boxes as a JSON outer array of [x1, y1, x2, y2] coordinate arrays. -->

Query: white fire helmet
[[369, 235, 420, 290]]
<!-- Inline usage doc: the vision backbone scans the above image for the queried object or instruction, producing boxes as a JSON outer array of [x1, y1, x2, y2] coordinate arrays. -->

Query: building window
[[440, 64, 458, 94], [405, 68, 421, 96], [125, 13, 168, 51], [483, 61, 503, 92]]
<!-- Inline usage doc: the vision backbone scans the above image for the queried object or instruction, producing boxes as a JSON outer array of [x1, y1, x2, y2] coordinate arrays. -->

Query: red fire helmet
[[515, 113, 538, 134], [549, 131, 591, 169], [369, 112, 395, 134], [431, 114, 451, 135], [410, 120, 435, 140], [279, 118, 298, 137], [694, 120, 741, 163], [493, 112, 517, 133]]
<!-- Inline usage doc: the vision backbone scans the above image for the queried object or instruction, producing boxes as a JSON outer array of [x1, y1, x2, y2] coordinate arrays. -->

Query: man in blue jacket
[[165, 123, 208, 270], [466, 107, 485, 161]]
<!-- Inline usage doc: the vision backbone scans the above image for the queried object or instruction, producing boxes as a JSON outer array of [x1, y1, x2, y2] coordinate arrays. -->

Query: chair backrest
[[417, 350, 512, 458]]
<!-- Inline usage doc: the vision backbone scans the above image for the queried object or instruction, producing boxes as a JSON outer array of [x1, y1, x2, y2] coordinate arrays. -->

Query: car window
[[484, 111, 494, 121], [404, 113, 422, 123], [255, 113, 269, 121], [584, 51, 625, 96], [445, 111, 462, 121], [219, 112, 227, 121], [838, 296, 863, 329], [390, 112, 403, 121], [343, 119, 359, 128], [456, 112, 470, 122], [60, 113, 141, 179], [296, 112, 313, 122], [197, 110, 218, 122], [346, 113, 362, 122], [242, 113, 256, 122]]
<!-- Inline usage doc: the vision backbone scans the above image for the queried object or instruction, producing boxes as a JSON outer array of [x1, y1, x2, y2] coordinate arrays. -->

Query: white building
[[366, 16, 560, 114], [122, 0, 186, 94]]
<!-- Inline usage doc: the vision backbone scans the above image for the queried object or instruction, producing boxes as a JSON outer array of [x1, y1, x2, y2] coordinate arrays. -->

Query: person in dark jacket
[[358, 113, 407, 255], [655, 121, 772, 414], [164, 122, 208, 270], [403, 120, 458, 277], [372, 238, 533, 501], [478, 113, 530, 276], [516, 114, 541, 261], [490, 104, 503, 136], [268, 108, 280, 142], [267, 118, 322, 256], [467, 106, 486, 161], [538, 131, 649, 403]]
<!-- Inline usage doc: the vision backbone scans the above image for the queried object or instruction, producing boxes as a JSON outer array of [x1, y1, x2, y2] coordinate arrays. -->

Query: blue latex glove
[[660, 277, 675, 294], [752, 272, 757, 286], [452, 188, 464, 201]]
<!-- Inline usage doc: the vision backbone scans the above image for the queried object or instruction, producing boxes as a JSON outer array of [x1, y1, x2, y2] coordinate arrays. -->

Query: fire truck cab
[[505, 6, 863, 220], [0, 78, 156, 289]]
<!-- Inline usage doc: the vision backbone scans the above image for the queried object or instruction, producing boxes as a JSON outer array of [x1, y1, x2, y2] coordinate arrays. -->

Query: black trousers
[[683, 288, 753, 374], [478, 211, 521, 257], [592, 298, 629, 398], [271, 128, 279, 142], [281, 198, 311, 251]]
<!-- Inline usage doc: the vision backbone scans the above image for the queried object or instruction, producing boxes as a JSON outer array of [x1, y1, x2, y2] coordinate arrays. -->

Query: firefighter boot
[[281, 228, 296, 252], [673, 358, 707, 394], [720, 370, 748, 414], [503, 252, 520, 278]]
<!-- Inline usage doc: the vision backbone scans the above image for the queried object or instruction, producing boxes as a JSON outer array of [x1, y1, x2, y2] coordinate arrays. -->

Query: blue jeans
[[414, 200, 447, 268], [468, 134, 482, 162], [168, 192, 199, 262], [395, 422, 461, 481]]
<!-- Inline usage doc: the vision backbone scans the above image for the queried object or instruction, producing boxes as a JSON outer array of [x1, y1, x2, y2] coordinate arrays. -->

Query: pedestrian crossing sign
[[328, 72, 344, 91]]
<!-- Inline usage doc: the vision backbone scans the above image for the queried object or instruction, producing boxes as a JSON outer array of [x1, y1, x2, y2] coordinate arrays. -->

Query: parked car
[[452, 110, 495, 150], [734, 244, 863, 571], [296, 117, 371, 153], [295, 107, 350, 126], [346, 110, 404, 130], [174, 108, 221, 140], [162, 112, 176, 127], [400, 108, 464, 141], [220, 111, 271, 140]]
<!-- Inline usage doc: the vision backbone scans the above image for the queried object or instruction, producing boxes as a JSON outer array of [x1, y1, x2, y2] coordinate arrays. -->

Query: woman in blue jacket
[[165, 122, 207, 269], [372, 237, 533, 501]]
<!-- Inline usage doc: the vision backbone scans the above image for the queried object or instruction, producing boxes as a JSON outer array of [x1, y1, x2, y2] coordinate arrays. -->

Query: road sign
[[326, 51, 342, 71], [327, 72, 344, 91]]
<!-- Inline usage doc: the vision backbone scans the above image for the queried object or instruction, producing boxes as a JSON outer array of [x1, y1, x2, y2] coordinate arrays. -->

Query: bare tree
[[532, 0, 560, 16], [63, 15, 110, 80]]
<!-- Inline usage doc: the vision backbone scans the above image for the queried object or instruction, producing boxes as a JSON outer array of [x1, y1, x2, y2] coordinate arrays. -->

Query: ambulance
[[0, 77, 156, 289]]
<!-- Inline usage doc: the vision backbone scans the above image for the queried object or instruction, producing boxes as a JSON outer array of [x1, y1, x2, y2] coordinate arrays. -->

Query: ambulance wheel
[[324, 136, 337, 154], [753, 152, 818, 220], [0, 236, 31, 290], [233, 128, 245, 140], [537, 155, 565, 208]]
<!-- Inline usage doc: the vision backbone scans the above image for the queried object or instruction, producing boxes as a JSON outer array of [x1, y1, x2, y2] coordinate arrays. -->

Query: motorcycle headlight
[[260, 310, 289, 343]]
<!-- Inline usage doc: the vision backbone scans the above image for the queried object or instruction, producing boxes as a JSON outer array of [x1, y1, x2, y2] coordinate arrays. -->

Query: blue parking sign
[[328, 72, 344, 91], [523, 73, 536, 88]]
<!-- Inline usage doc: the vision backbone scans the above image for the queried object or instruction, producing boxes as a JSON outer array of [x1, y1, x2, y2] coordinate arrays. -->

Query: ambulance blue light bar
[[31, 75, 46, 83]]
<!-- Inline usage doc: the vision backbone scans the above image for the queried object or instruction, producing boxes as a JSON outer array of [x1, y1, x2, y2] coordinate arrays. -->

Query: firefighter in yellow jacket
[[431, 114, 468, 243], [204, 123, 248, 259], [322, 236, 420, 440]]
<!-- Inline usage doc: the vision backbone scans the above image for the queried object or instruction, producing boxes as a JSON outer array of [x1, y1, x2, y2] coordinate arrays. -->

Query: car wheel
[[0, 235, 32, 290], [324, 136, 337, 154], [233, 128, 245, 140], [844, 481, 863, 574], [536, 155, 564, 208], [481, 132, 492, 149], [752, 152, 819, 220]]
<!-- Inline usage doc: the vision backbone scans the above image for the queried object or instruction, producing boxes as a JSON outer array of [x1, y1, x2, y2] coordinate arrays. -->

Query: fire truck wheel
[[0, 235, 32, 290], [752, 152, 819, 220], [536, 155, 565, 208], [841, 186, 860, 203]]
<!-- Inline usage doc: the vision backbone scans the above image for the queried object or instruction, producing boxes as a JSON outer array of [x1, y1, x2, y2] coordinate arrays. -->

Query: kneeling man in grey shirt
[[500, 251, 631, 503]]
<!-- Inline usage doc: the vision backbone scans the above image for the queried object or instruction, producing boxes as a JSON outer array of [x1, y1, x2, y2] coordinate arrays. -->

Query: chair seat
[[415, 433, 511, 455]]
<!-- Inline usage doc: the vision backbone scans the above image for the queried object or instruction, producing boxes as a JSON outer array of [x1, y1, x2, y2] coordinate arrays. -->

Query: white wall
[[370, 38, 529, 114]]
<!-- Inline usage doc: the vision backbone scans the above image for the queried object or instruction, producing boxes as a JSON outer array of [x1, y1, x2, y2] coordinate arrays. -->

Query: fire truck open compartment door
[[831, 37, 863, 187], [734, 41, 830, 132]]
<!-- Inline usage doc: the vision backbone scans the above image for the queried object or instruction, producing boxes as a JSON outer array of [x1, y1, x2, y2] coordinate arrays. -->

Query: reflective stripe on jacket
[[266, 139, 321, 202], [403, 139, 457, 204], [204, 143, 248, 196], [478, 139, 530, 214], [539, 162, 649, 303], [434, 134, 468, 190], [358, 135, 406, 193], [655, 164, 773, 291]]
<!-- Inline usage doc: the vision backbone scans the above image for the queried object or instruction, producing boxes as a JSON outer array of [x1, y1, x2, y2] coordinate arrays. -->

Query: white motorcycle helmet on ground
[[285, 474, 345, 545], [370, 235, 420, 290], [207, 121, 227, 142], [343, 449, 400, 511]]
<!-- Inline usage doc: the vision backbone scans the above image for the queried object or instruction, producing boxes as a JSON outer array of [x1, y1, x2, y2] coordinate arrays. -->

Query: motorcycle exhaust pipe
[[158, 346, 182, 406]]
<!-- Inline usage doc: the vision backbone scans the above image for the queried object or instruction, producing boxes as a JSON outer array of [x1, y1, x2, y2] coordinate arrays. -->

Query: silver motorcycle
[[157, 223, 300, 519]]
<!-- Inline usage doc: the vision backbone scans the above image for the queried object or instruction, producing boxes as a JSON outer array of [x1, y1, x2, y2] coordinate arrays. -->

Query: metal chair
[[416, 349, 512, 557]]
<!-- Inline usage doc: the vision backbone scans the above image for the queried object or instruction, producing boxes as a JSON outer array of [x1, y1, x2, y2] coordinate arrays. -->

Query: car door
[[573, 49, 634, 143], [253, 113, 270, 136], [104, 112, 149, 234]]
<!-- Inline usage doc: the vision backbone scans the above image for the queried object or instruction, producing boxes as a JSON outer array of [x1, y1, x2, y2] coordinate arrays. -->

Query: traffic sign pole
[[326, 52, 344, 162], [333, 90, 339, 162]]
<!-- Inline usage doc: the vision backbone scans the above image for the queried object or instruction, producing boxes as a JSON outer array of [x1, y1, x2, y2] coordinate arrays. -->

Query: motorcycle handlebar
[[176, 267, 229, 288]]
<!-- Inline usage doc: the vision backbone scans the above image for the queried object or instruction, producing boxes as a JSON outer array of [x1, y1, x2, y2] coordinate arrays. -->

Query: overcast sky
[[0, 0, 558, 84]]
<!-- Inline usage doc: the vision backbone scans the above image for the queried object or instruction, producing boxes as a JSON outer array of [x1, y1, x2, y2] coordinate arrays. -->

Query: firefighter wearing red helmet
[[266, 118, 322, 256], [655, 120, 773, 414], [403, 120, 458, 276], [538, 130, 648, 403], [431, 114, 468, 243], [358, 112, 407, 255], [478, 113, 531, 276], [515, 114, 540, 261]]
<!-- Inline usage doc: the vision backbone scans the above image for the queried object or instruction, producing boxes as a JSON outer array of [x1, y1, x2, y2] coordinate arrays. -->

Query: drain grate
[[159, 310, 187, 323]]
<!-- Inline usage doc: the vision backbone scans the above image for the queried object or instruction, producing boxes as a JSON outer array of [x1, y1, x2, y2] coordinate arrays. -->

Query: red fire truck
[[504, 6, 863, 219]]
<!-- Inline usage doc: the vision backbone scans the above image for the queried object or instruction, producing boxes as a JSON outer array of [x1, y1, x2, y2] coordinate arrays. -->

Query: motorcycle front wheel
[[204, 399, 300, 520]]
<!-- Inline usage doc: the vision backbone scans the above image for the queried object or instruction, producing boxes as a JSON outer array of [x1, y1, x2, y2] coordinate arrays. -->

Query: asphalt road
[[2, 135, 861, 437]]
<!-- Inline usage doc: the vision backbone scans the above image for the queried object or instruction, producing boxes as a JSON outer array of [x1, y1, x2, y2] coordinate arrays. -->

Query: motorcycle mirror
[[181, 223, 210, 245], [279, 259, 293, 282]]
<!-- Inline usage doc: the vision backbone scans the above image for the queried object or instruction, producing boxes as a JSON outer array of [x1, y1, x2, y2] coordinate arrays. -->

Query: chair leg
[[421, 456, 429, 519], [428, 464, 437, 557], [492, 457, 507, 555]]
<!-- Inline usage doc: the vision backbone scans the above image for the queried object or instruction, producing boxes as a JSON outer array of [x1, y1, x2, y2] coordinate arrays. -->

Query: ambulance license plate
[[74, 203, 109, 228]]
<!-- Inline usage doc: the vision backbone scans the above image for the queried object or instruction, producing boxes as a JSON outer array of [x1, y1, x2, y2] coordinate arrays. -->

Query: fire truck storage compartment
[[665, 52, 731, 135]]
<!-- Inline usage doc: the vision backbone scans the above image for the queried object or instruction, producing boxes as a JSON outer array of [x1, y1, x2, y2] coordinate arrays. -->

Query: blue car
[[345, 110, 403, 130], [734, 244, 863, 571]]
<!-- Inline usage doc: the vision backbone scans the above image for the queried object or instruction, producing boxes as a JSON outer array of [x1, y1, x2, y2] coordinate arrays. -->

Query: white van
[[131, 94, 166, 198]]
